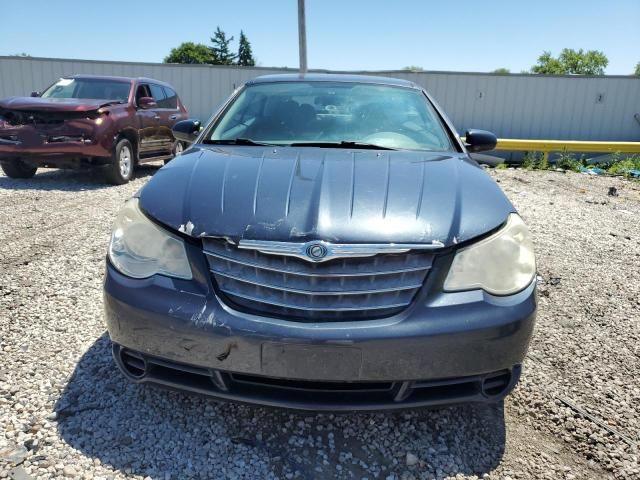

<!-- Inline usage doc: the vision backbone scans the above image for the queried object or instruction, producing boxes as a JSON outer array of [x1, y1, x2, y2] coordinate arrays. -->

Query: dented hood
[[138, 146, 514, 246], [0, 96, 117, 112]]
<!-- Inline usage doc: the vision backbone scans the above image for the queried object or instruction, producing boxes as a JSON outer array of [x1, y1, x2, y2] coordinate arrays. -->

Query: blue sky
[[2, 0, 639, 74]]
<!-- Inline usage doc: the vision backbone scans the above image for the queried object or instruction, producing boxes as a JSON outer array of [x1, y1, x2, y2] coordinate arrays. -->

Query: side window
[[149, 85, 166, 107], [161, 87, 178, 109], [135, 84, 151, 105]]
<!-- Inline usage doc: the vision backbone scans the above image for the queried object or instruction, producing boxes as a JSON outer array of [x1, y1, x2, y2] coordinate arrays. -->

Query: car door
[[162, 86, 187, 135], [134, 83, 159, 154], [148, 84, 174, 153]]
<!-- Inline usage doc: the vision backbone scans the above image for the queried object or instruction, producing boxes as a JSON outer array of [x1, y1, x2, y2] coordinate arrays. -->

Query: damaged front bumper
[[103, 243, 536, 411], [0, 119, 113, 165]]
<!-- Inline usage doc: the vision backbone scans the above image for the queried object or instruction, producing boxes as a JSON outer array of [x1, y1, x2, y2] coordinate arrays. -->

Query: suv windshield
[[207, 81, 454, 151], [41, 78, 131, 102]]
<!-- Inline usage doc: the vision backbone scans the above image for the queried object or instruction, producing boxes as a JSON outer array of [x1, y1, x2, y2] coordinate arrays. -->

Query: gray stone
[[0, 445, 28, 465]]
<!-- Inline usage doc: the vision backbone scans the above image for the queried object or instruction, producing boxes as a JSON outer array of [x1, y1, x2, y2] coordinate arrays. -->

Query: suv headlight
[[444, 214, 535, 295], [108, 198, 192, 280]]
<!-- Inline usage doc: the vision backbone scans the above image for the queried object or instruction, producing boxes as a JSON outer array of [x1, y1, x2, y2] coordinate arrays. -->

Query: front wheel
[[1, 159, 37, 179], [105, 139, 134, 185], [164, 141, 184, 165]]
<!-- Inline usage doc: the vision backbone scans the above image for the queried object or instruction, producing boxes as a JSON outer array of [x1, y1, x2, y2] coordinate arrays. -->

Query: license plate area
[[261, 343, 362, 381], [18, 129, 46, 145]]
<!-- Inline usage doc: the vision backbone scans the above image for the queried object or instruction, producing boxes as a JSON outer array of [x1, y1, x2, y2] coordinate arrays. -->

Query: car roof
[[248, 73, 421, 89], [66, 74, 175, 89]]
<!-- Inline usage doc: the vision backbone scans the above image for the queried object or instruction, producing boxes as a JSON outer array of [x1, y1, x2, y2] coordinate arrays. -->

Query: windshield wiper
[[289, 141, 396, 150], [203, 138, 279, 147]]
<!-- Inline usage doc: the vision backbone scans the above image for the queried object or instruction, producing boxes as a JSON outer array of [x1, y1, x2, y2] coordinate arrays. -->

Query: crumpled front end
[[0, 107, 115, 164]]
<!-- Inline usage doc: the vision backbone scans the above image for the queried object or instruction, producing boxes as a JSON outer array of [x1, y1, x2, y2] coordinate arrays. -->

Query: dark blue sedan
[[104, 74, 536, 410]]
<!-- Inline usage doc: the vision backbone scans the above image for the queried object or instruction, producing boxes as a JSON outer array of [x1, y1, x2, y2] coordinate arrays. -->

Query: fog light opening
[[481, 370, 512, 397], [117, 347, 148, 380]]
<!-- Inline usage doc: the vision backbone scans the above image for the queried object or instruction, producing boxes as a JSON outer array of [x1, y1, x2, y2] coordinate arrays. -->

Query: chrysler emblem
[[306, 243, 328, 260]]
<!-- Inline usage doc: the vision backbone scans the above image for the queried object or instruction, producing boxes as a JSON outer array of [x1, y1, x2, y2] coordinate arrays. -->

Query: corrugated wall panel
[[1, 57, 639, 141]]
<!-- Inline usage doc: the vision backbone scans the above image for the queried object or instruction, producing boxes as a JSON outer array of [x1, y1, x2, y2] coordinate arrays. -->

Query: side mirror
[[30, 91, 41, 97], [172, 119, 202, 143], [138, 96, 157, 109], [464, 129, 497, 153]]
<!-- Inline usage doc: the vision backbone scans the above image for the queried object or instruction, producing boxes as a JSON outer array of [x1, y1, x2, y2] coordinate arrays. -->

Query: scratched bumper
[[0, 123, 112, 161], [103, 243, 536, 409], [0, 142, 111, 158]]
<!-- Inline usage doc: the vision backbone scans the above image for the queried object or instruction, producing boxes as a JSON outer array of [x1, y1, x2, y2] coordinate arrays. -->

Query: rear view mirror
[[464, 129, 497, 153], [172, 119, 202, 143], [30, 91, 40, 97], [138, 96, 157, 109]]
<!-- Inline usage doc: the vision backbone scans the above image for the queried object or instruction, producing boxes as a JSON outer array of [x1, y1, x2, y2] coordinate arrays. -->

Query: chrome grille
[[203, 239, 433, 322]]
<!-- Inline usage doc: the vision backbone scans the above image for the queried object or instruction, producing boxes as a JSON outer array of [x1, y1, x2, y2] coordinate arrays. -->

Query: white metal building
[[1, 56, 639, 141]]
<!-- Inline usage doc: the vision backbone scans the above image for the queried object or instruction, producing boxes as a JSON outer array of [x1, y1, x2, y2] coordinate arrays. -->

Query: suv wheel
[[1, 159, 37, 179], [165, 141, 184, 165], [105, 138, 134, 185]]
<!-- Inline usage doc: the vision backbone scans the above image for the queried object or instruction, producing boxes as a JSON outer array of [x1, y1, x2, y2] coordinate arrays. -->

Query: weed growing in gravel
[[520, 152, 551, 170], [497, 150, 639, 179], [605, 154, 640, 177], [555, 151, 583, 171], [537, 152, 549, 170], [521, 152, 538, 169]]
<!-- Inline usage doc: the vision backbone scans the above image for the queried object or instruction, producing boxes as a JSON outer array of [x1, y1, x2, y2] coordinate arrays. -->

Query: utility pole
[[298, 0, 307, 74]]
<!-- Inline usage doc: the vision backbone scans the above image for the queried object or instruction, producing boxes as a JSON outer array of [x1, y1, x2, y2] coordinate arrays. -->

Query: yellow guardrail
[[493, 139, 640, 161]]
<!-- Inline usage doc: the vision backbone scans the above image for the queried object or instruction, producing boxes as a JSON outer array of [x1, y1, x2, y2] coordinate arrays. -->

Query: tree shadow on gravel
[[0, 165, 159, 192], [55, 334, 506, 480]]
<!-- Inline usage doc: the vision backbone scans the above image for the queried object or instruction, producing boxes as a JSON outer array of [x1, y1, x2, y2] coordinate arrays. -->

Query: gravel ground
[[0, 165, 639, 480]]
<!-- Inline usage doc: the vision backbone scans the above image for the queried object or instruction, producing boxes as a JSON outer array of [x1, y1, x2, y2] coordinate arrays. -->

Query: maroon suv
[[0, 75, 188, 184]]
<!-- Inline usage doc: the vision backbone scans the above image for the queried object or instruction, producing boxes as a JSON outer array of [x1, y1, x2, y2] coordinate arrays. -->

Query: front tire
[[164, 141, 184, 165], [1, 159, 37, 179], [105, 139, 134, 185]]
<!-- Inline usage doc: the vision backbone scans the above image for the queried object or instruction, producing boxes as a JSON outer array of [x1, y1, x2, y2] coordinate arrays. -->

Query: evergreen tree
[[210, 27, 236, 65], [237, 30, 256, 66]]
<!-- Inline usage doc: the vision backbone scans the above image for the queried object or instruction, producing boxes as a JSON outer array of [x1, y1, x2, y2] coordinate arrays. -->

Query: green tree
[[237, 30, 256, 66], [211, 27, 236, 65], [634, 62, 640, 76], [531, 49, 608, 75], [164, 42, 216, 64], [493, 68, 510, 74], [532, 51, 564, 74]]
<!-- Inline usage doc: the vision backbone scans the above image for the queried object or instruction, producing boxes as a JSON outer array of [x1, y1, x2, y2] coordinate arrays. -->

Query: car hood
[[138, 146, 514, 246], [0, 96, 119, 112]]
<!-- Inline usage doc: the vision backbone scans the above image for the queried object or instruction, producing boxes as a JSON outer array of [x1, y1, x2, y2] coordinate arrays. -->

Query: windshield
[[207, 81, 454, 151], [41, 78, 131, 102]]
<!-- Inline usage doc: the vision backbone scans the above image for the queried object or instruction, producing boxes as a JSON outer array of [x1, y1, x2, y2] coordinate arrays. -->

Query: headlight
[[444, 214, 535, 295], [108, 198, 192, 280]]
